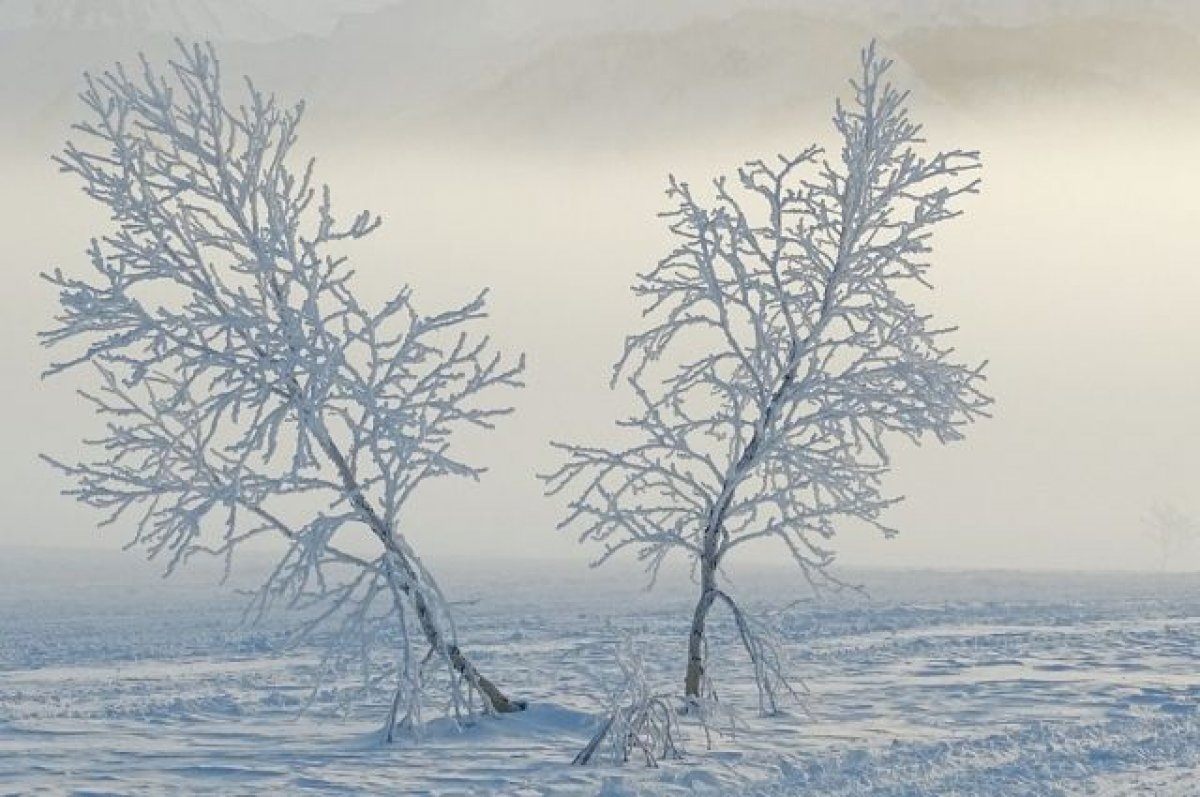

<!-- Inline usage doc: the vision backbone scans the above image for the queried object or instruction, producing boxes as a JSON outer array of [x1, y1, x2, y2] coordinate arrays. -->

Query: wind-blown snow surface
[[1, 554, 1197, 795]]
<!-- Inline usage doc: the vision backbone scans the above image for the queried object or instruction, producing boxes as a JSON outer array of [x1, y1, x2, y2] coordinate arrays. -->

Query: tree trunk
[[684, 347, 798, 699], [311, 419, 524, 715], [685, 565, 718, 699], [376, 516, 525, 716]]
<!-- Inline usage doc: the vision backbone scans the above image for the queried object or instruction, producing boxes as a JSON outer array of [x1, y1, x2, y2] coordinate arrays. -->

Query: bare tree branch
[[42, 40, 526, 736], [544, 42, 991, 707]]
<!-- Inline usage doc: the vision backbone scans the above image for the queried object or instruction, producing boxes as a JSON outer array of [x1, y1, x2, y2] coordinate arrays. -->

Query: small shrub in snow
[[574, 637, 684, 767]]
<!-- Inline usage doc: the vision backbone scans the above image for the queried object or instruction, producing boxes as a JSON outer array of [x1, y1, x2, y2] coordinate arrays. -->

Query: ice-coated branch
[[573, 636, 686, 767], [545, 42, 991, 705], [42, 41, 526, 731]]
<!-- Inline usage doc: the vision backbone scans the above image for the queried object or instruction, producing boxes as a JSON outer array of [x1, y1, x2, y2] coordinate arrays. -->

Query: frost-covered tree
[[545, 45, 991, 707], [41, 42, 526, 734], [1144, 503, 1199, 571]]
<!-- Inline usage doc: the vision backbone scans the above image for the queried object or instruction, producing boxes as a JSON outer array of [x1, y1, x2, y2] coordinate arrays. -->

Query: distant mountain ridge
[[4, 0, 1200, 38], [1, 0, 1198, 153]]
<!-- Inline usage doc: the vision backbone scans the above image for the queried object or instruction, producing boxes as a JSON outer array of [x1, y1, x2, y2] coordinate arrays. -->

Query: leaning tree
[[41, 42, 526, 736], [545, 44, 991, 709]]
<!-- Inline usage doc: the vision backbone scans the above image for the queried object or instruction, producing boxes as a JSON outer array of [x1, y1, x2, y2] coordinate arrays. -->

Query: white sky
[[2, 1, 1198, 573]]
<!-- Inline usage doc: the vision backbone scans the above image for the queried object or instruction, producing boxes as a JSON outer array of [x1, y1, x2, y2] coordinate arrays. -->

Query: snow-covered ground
[[1, 555, 1197, 795]]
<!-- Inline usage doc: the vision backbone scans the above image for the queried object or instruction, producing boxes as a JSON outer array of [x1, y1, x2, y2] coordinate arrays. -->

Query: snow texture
[[1, 562, 1197, 795]]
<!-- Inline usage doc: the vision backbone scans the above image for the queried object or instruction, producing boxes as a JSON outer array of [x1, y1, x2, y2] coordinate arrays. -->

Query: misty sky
[[2, 0, 1198, 573]]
